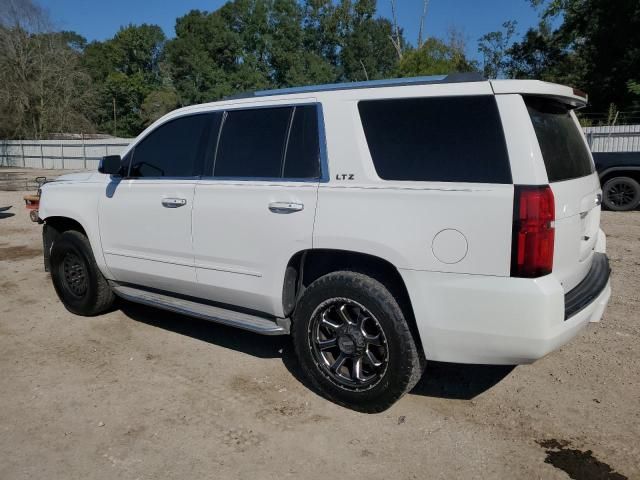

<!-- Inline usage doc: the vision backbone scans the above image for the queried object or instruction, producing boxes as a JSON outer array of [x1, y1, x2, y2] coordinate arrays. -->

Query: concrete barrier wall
[[0, 139, 133, 170]]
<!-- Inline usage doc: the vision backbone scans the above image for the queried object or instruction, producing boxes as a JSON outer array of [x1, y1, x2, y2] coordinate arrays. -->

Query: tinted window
[[525, 97, 594, 182], [358, 96, 511, 183], [214, 107, 292, 178], [129, 114, 211, 178], [283, 106, 321, 179]]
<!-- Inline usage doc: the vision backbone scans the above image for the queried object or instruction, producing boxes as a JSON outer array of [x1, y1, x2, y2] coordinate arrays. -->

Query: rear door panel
[[192, 181, 318, 315], [191, 102, 323, 316]]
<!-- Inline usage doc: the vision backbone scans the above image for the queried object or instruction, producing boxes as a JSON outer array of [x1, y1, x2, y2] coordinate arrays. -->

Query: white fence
[[584, 125, 640, 153], [0, 138, 133, 170]]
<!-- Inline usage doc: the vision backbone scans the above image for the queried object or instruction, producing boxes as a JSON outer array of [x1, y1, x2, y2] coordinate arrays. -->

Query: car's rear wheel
[[292, 271, 424, 413], [602, 176, 640, 211], [50, 230, 115, 316]]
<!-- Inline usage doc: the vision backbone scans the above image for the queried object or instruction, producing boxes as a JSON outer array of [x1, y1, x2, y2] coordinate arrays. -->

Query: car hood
[[53, 171, 99, 182]]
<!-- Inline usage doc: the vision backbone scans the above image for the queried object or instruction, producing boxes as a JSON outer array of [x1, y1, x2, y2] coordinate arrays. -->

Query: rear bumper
[[400, 256, 611, 365], [564, 253, 610, 319]]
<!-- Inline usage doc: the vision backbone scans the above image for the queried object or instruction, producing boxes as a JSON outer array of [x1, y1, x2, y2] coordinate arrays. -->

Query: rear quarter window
[[358, 96, 511, 184], [525, 96, 594, 182]]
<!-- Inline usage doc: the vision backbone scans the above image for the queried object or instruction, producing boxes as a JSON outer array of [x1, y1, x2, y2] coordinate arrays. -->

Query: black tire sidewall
[[50, 232, 103, 316], [293, 272, 419, 412], [603, 177, 640, 211]]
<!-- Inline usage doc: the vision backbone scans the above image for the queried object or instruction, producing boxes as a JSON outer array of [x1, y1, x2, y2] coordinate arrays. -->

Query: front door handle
[[162, 198, 187, 208], [268, 202, 304, 214]]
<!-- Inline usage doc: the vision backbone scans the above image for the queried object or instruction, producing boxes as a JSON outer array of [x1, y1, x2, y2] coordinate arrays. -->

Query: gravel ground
[[0, 188, 638, 480]]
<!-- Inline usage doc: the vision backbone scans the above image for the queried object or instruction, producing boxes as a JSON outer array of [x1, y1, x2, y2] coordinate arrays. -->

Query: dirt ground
[[0, 187, 638, 480]]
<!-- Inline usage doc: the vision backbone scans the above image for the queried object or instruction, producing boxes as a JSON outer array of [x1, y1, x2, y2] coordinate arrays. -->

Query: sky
[[37, 0, 543, 60]]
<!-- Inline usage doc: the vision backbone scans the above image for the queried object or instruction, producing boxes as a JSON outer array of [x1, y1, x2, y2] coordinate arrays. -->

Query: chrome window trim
[[200, 177, 321, 184], [119, 176, 202, 182]]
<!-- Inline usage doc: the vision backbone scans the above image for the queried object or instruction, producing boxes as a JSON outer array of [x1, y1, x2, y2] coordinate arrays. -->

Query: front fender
[[40, 180, 113, 279]]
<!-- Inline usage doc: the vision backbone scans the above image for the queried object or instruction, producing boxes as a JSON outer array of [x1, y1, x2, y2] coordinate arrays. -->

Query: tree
[[397, 37, 477, 77], [390, 0, 430, 56], [302, 0, 342, 72], [164, 0, 398, 105], [0, 0, 95, 138], [140, 88, 179, 126], [505, 20, 575, 82], [507, 0, 640, 113], [628, 80, 640, 115], [164, 6, 272, 106], [82, 24, 166, 136], [478, 20, 517, 79], [339, 0, 399, 81], [269, 0, 336, 86]]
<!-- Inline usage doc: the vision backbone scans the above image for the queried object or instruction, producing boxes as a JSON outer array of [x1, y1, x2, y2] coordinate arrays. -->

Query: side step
[[111, 284, 289, 335]]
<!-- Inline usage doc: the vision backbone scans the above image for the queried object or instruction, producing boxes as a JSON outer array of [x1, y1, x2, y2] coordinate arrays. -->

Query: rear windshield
[[358, 96, 511, 183], [525, 96, 594, 182]]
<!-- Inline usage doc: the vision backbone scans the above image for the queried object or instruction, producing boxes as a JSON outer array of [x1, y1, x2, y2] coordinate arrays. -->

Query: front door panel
[[99, 179, 197, 295]]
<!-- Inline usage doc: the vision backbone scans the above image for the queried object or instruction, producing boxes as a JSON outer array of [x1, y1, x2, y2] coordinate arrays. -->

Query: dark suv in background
[[594, 152, 640, 211]]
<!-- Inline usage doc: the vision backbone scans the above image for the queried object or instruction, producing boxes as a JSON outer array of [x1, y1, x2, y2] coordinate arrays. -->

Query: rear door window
[[128, 113, 212, 178], [213, 105, 321, 179], [358, 96, 511, 183], [283, 105, 321, 179], [525, 96, 594, 182], [214, 107, 291, 178]]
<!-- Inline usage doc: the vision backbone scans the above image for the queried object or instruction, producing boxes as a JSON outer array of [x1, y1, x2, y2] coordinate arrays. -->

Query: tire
[[602, 176, 640, 211], [50, 230, 115, 316], [292, 271, 424, 413]]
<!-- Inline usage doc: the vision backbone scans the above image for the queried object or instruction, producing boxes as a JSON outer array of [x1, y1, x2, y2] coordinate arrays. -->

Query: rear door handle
[[268, 202, 304, 214], [162, 198, 187, 208]]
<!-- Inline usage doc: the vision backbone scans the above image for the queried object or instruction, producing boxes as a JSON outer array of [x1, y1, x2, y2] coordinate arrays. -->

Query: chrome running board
[[110, 283, 289, 335]]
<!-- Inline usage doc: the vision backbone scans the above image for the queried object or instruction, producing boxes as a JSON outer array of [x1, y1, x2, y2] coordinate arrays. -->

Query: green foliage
[[82, 24, 166, 136], [505, 0, 640, 114], [9, 0, 639, 138], [339, 8, 398, 81], [141, 88, 179, 126], [164, 0, 402, 106], [505, 20, 574, 82], [478, 21, 516, 79], [397, 37, 477, 77], [163, 6, 272, 106], [606, 103, 619, 125]]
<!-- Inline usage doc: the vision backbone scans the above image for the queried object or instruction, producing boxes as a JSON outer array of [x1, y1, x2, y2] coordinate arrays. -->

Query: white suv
[[39, 74, 611, 412]]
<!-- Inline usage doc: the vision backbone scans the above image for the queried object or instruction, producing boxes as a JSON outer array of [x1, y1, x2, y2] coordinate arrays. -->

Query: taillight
[[511, 185, 555, 278]]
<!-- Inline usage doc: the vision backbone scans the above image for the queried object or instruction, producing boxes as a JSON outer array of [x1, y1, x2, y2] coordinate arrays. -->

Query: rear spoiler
[[490, 80, 588, 109]]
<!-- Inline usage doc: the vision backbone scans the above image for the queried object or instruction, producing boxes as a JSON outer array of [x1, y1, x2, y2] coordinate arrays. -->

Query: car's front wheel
[[50, 230, 115, 316], [292, 271, 424, 413]]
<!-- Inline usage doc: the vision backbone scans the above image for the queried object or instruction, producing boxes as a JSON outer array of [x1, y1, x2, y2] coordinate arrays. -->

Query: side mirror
[[98, 155, 122, 175]]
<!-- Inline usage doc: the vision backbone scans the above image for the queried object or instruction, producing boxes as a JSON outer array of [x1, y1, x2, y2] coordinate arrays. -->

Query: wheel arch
[[42, 216, 89, 272], [282, 248, 424, 356], [598, 167, 640, 185]]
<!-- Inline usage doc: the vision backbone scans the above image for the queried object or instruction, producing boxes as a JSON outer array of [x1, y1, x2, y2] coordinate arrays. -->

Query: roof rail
[[225, 72, 486, 100]]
